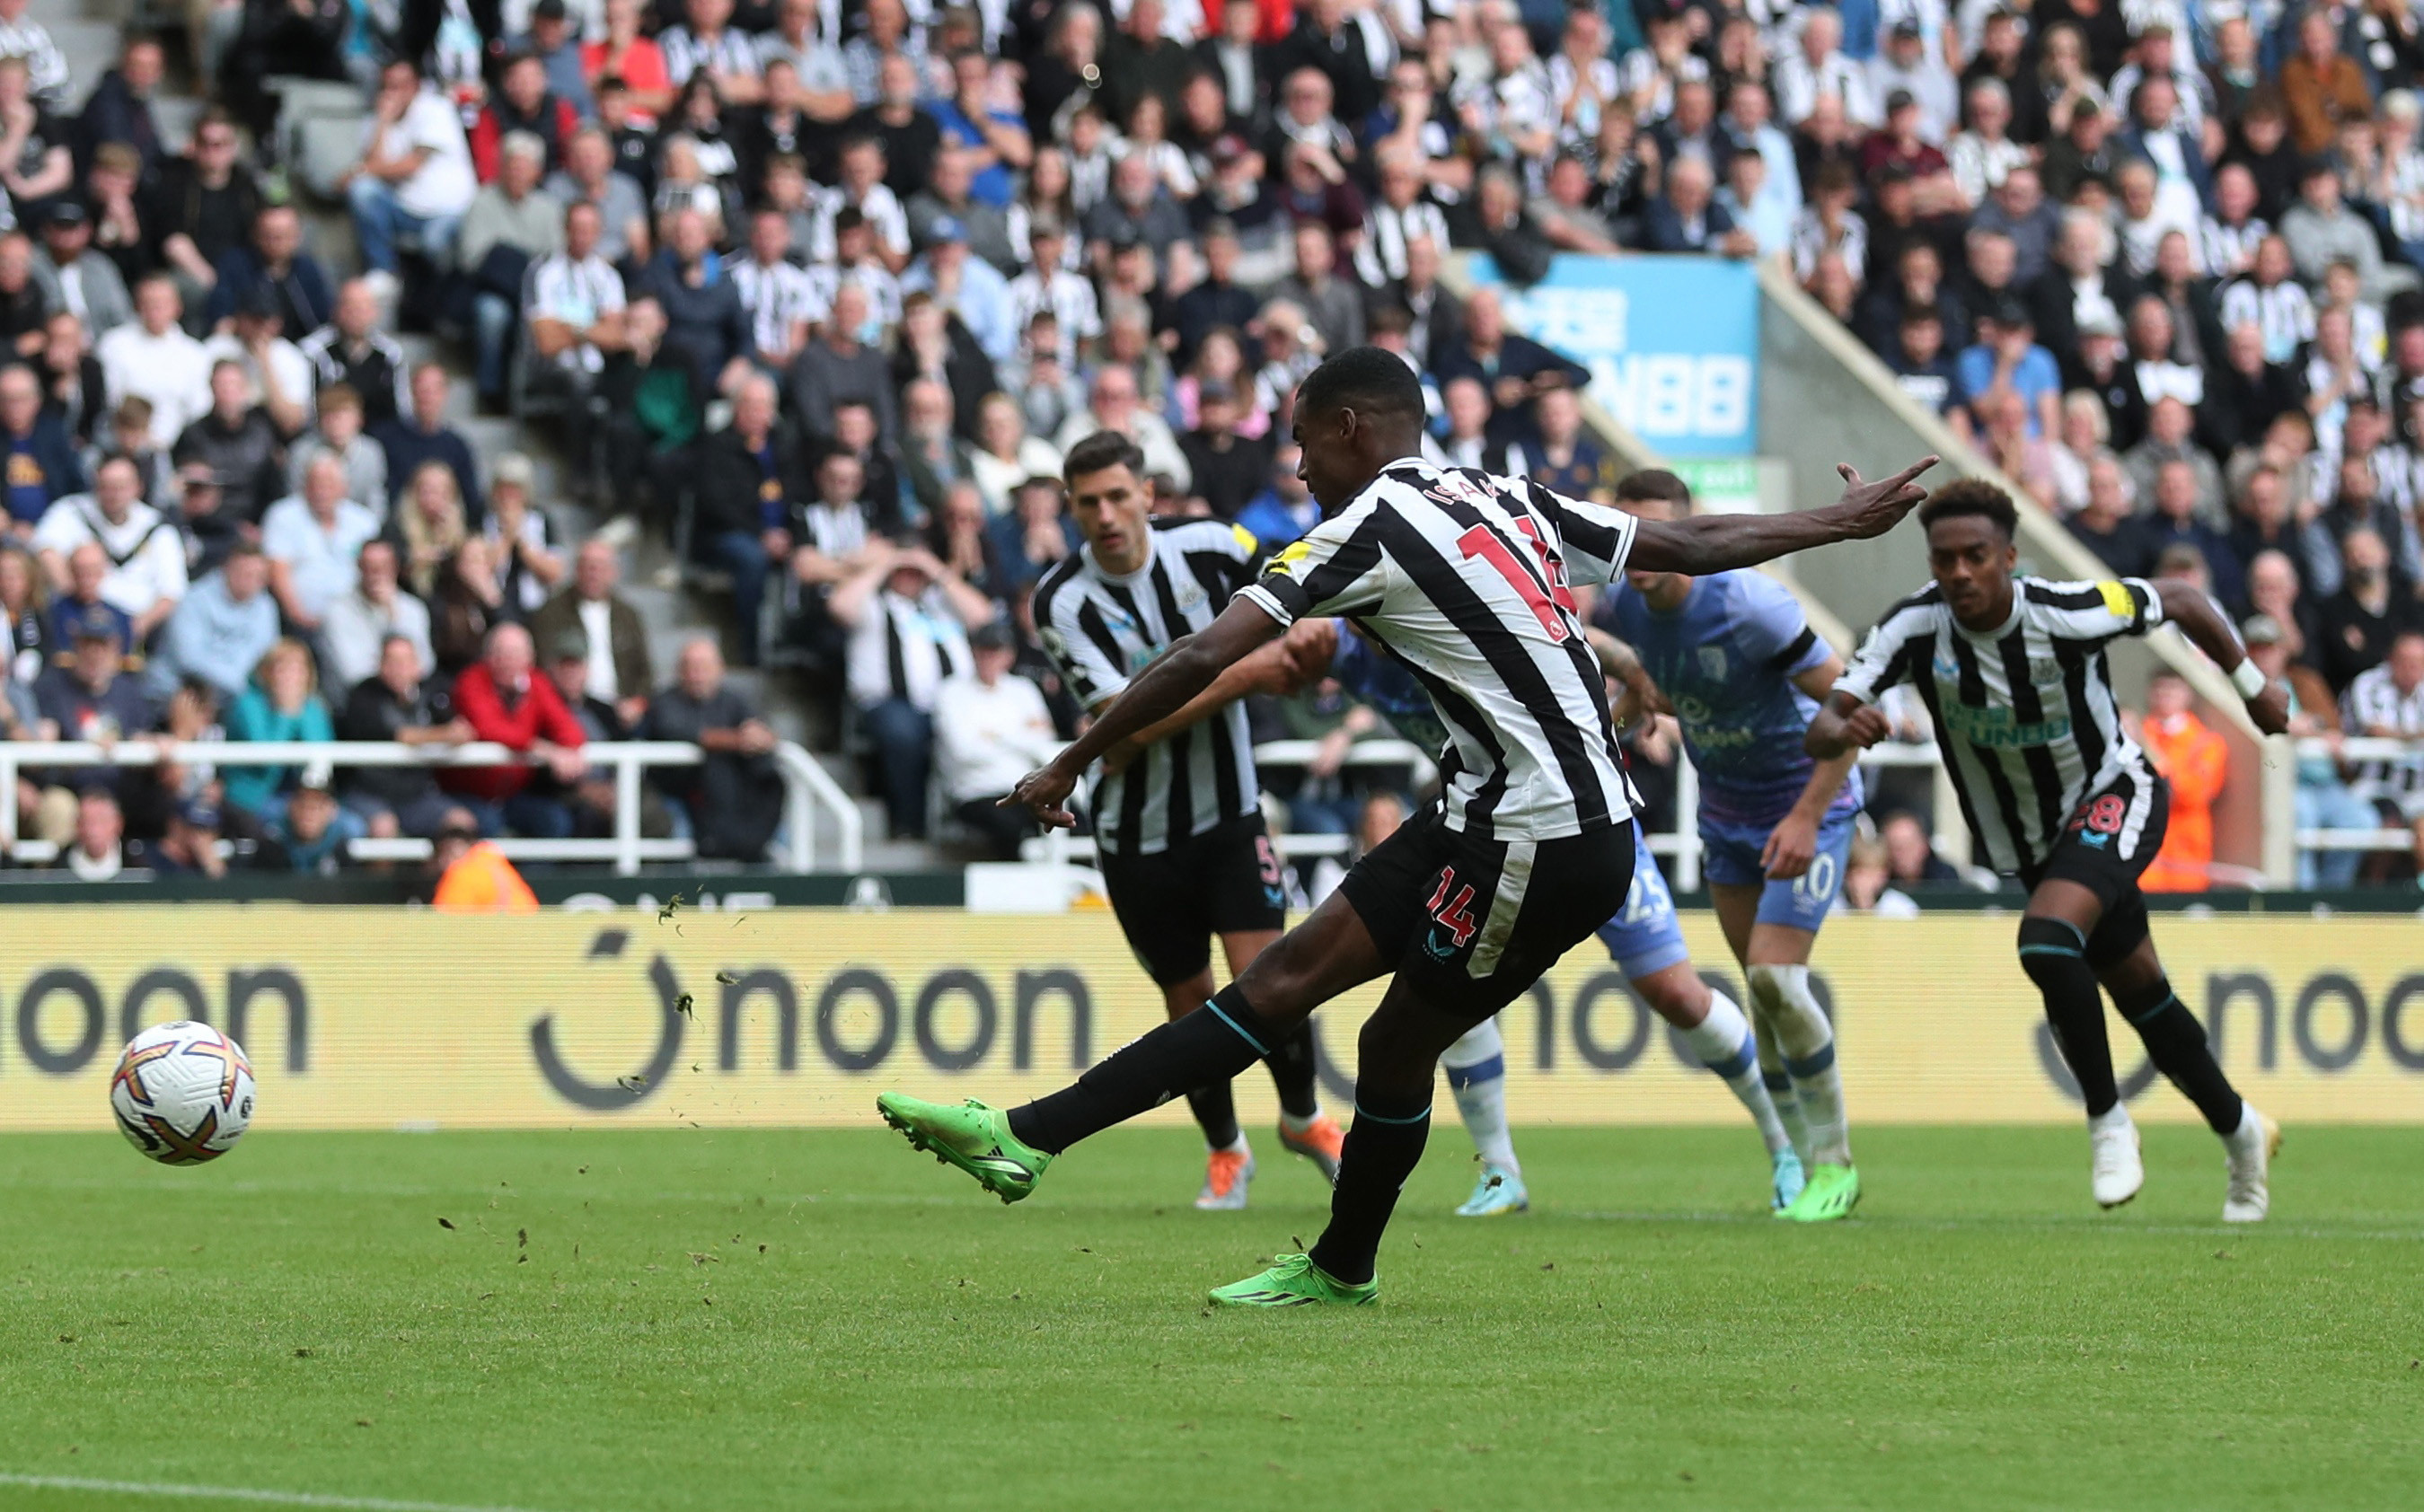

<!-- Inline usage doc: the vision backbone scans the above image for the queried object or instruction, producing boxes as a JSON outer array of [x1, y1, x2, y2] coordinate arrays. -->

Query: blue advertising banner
[[1466, 253, 1760, 455]]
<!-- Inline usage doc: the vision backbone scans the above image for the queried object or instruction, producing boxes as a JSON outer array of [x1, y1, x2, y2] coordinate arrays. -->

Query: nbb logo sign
[[1485, 255, 1762, 457]]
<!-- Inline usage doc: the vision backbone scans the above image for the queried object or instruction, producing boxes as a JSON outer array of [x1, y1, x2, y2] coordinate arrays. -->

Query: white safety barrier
[[0, 740, 861, 875], [1021, 738, 1970, 884], [2290, 735, 2422, 856]]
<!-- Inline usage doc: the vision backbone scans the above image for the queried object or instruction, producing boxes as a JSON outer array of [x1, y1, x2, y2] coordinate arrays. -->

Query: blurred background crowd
[[0, 0, 2419, 894]]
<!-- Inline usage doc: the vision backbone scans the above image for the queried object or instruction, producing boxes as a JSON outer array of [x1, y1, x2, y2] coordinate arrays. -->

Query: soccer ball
[[109, 1021, 255, 1165]]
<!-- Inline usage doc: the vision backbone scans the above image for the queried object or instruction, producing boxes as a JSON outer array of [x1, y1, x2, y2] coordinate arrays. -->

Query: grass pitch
[[4, 1124, 2420, 1512]]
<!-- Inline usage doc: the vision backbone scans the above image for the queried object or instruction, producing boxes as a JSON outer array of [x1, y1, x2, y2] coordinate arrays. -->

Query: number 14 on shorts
[[1427, 868, 1479, 947]]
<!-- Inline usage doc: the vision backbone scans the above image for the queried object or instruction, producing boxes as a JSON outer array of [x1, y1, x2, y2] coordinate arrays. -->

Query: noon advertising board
[[1, 910, 2418, 1130]]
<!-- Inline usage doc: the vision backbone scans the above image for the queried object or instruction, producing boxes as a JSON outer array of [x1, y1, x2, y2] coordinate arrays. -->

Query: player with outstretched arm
[[878, 347, 1935, 1306], [1803, 479, 2289, 1220]]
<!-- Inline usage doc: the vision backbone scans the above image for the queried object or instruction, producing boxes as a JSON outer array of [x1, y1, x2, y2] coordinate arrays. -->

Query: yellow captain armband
[[2095, 580, 2136, 620]]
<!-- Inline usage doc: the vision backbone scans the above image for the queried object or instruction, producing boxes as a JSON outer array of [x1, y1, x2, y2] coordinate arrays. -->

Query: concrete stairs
[[34, 0, 922, 869]]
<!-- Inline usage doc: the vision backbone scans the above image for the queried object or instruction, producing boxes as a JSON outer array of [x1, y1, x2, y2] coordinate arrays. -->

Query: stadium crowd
[[0, 0, 2420, 889]]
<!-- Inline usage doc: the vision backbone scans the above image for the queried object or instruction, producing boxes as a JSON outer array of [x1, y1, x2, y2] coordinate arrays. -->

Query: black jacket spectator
[[143, 150, 263, 277], [2067, 509, 2155, 577], [1266, 14, 1381, 127], [172, 408, 286, 525], [75, 64, 163, 177], [639, 649, 786, 860], [2315, 589, 2420, 694], [374, 414, 485, 523], [1168, 277, 1259, 372], [638, 250, 750, 392], [1180, 425, 1271, 522], [1, 405, 83, 525], [337, 674, 455, 815], [301, 323, 410, 428], [692, 420, 813, 540]]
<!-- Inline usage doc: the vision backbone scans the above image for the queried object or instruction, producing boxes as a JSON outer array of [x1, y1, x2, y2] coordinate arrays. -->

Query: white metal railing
[[2291, 735, 2423, 855], [1015, 731, 2424, 885], [1017, 739, 1430, 866], [1648, 741, 1970, 892], [0, 740, 861, 875], [1017, 738, 1966, 884]]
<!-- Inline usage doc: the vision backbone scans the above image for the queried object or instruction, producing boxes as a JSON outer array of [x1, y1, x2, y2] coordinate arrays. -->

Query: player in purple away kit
[[1600, 470, 1866, 1221]]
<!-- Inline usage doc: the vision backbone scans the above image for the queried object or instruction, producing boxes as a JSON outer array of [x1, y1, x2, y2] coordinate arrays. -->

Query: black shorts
[[2019, 768, 2171, 967], [1338, 804, 1635, 1023], [1097, 813, 1287, 985]]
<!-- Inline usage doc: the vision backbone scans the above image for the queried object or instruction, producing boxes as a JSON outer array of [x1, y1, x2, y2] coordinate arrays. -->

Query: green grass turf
[[3, 1125, 2420, 1512]]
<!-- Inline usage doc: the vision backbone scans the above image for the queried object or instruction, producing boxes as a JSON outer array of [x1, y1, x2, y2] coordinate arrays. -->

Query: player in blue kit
[[1177, 612, 1804, 1216], [1599, 470, 1866, 1222]]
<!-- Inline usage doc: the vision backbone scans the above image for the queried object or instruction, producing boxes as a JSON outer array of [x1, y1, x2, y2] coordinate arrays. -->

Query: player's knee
[[1747, 963, 1829, 1058], [1440, 1017, 1504, 1071], [1356, 1005, 1461, 1091], [2016, 916, 2091, 991], [1643, 970, 1710, 1029]]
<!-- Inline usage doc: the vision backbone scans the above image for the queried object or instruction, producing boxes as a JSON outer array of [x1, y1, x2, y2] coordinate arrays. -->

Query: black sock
[[1307, 1085, 1432, 1287], [1185, 1081, 1241, 1149], [1264, 1018, 1322, 1121], [2115, 976, 2244, 1134], [2018, 918, 2119, 1117], [1009, 983, 1276, 1155]]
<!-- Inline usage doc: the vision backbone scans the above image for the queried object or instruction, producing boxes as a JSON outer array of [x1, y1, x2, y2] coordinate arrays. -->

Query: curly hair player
[[1804, 478, 2290, 1220], [880, 347, 1935, 1306]]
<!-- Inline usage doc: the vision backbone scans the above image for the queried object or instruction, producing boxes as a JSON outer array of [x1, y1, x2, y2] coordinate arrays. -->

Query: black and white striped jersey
[[1238, 456, 1642, 841], [1834, 576, 2167, 875], [1034, 517, 1265, 856]]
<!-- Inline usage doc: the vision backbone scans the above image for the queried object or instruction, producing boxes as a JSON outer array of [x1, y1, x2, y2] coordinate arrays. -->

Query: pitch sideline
[[0, 1472, 561, 1512]]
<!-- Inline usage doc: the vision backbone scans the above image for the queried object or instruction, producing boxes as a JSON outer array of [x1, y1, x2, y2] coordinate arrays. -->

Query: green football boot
[[1776, 1162, 1860, 1223], [1207, 1253, 1379, 1308], [876, 1094, 1053, 1204]]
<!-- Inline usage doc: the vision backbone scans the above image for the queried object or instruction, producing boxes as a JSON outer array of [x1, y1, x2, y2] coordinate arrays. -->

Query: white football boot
[[2223, 1104, 2279, 1224], [2089, 1104, 2144, 1209]]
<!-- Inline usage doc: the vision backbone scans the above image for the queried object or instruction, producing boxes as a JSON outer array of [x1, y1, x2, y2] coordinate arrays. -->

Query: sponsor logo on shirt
[[1942, 701, 2073, 749]]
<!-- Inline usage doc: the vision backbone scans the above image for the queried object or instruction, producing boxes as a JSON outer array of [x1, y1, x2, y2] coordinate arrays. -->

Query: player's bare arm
[[1584, 627, 1666, 727], [1764, 655, 1864, 879], [1005, 598, 1284, 825], [1098, 630, 1323, 774], [1628, 458, 1940, 576], [1803, 686, 1894, 760], [2151, 580, 2293, 736]]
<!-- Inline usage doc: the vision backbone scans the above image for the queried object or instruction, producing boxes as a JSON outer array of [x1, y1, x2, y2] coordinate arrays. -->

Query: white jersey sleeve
[[1833, 591, 1938, 706], [2027, 576, 2167, 641], [1238, 493, 1393, 627], [1512, 476, 1639, 588]]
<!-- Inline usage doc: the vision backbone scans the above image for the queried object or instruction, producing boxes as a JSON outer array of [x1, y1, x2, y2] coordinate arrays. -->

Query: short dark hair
[[1614, 469, 1692, 508], [1917, 477, 2020, 539], [1063, 430, 1147, 484], [1294, 346, 1424, 428]]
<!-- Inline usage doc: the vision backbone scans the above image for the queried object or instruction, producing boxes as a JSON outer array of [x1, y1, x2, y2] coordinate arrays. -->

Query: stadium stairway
[[37, 0, 917, 870]]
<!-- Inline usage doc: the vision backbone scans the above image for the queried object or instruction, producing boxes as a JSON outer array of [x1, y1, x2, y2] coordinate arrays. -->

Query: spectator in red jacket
[[472, 51, 580, 184], [442, 621, 587, 838]]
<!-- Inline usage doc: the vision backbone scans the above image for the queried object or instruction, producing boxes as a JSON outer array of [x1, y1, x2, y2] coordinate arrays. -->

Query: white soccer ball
[[109, 1021, 256, 1165]]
